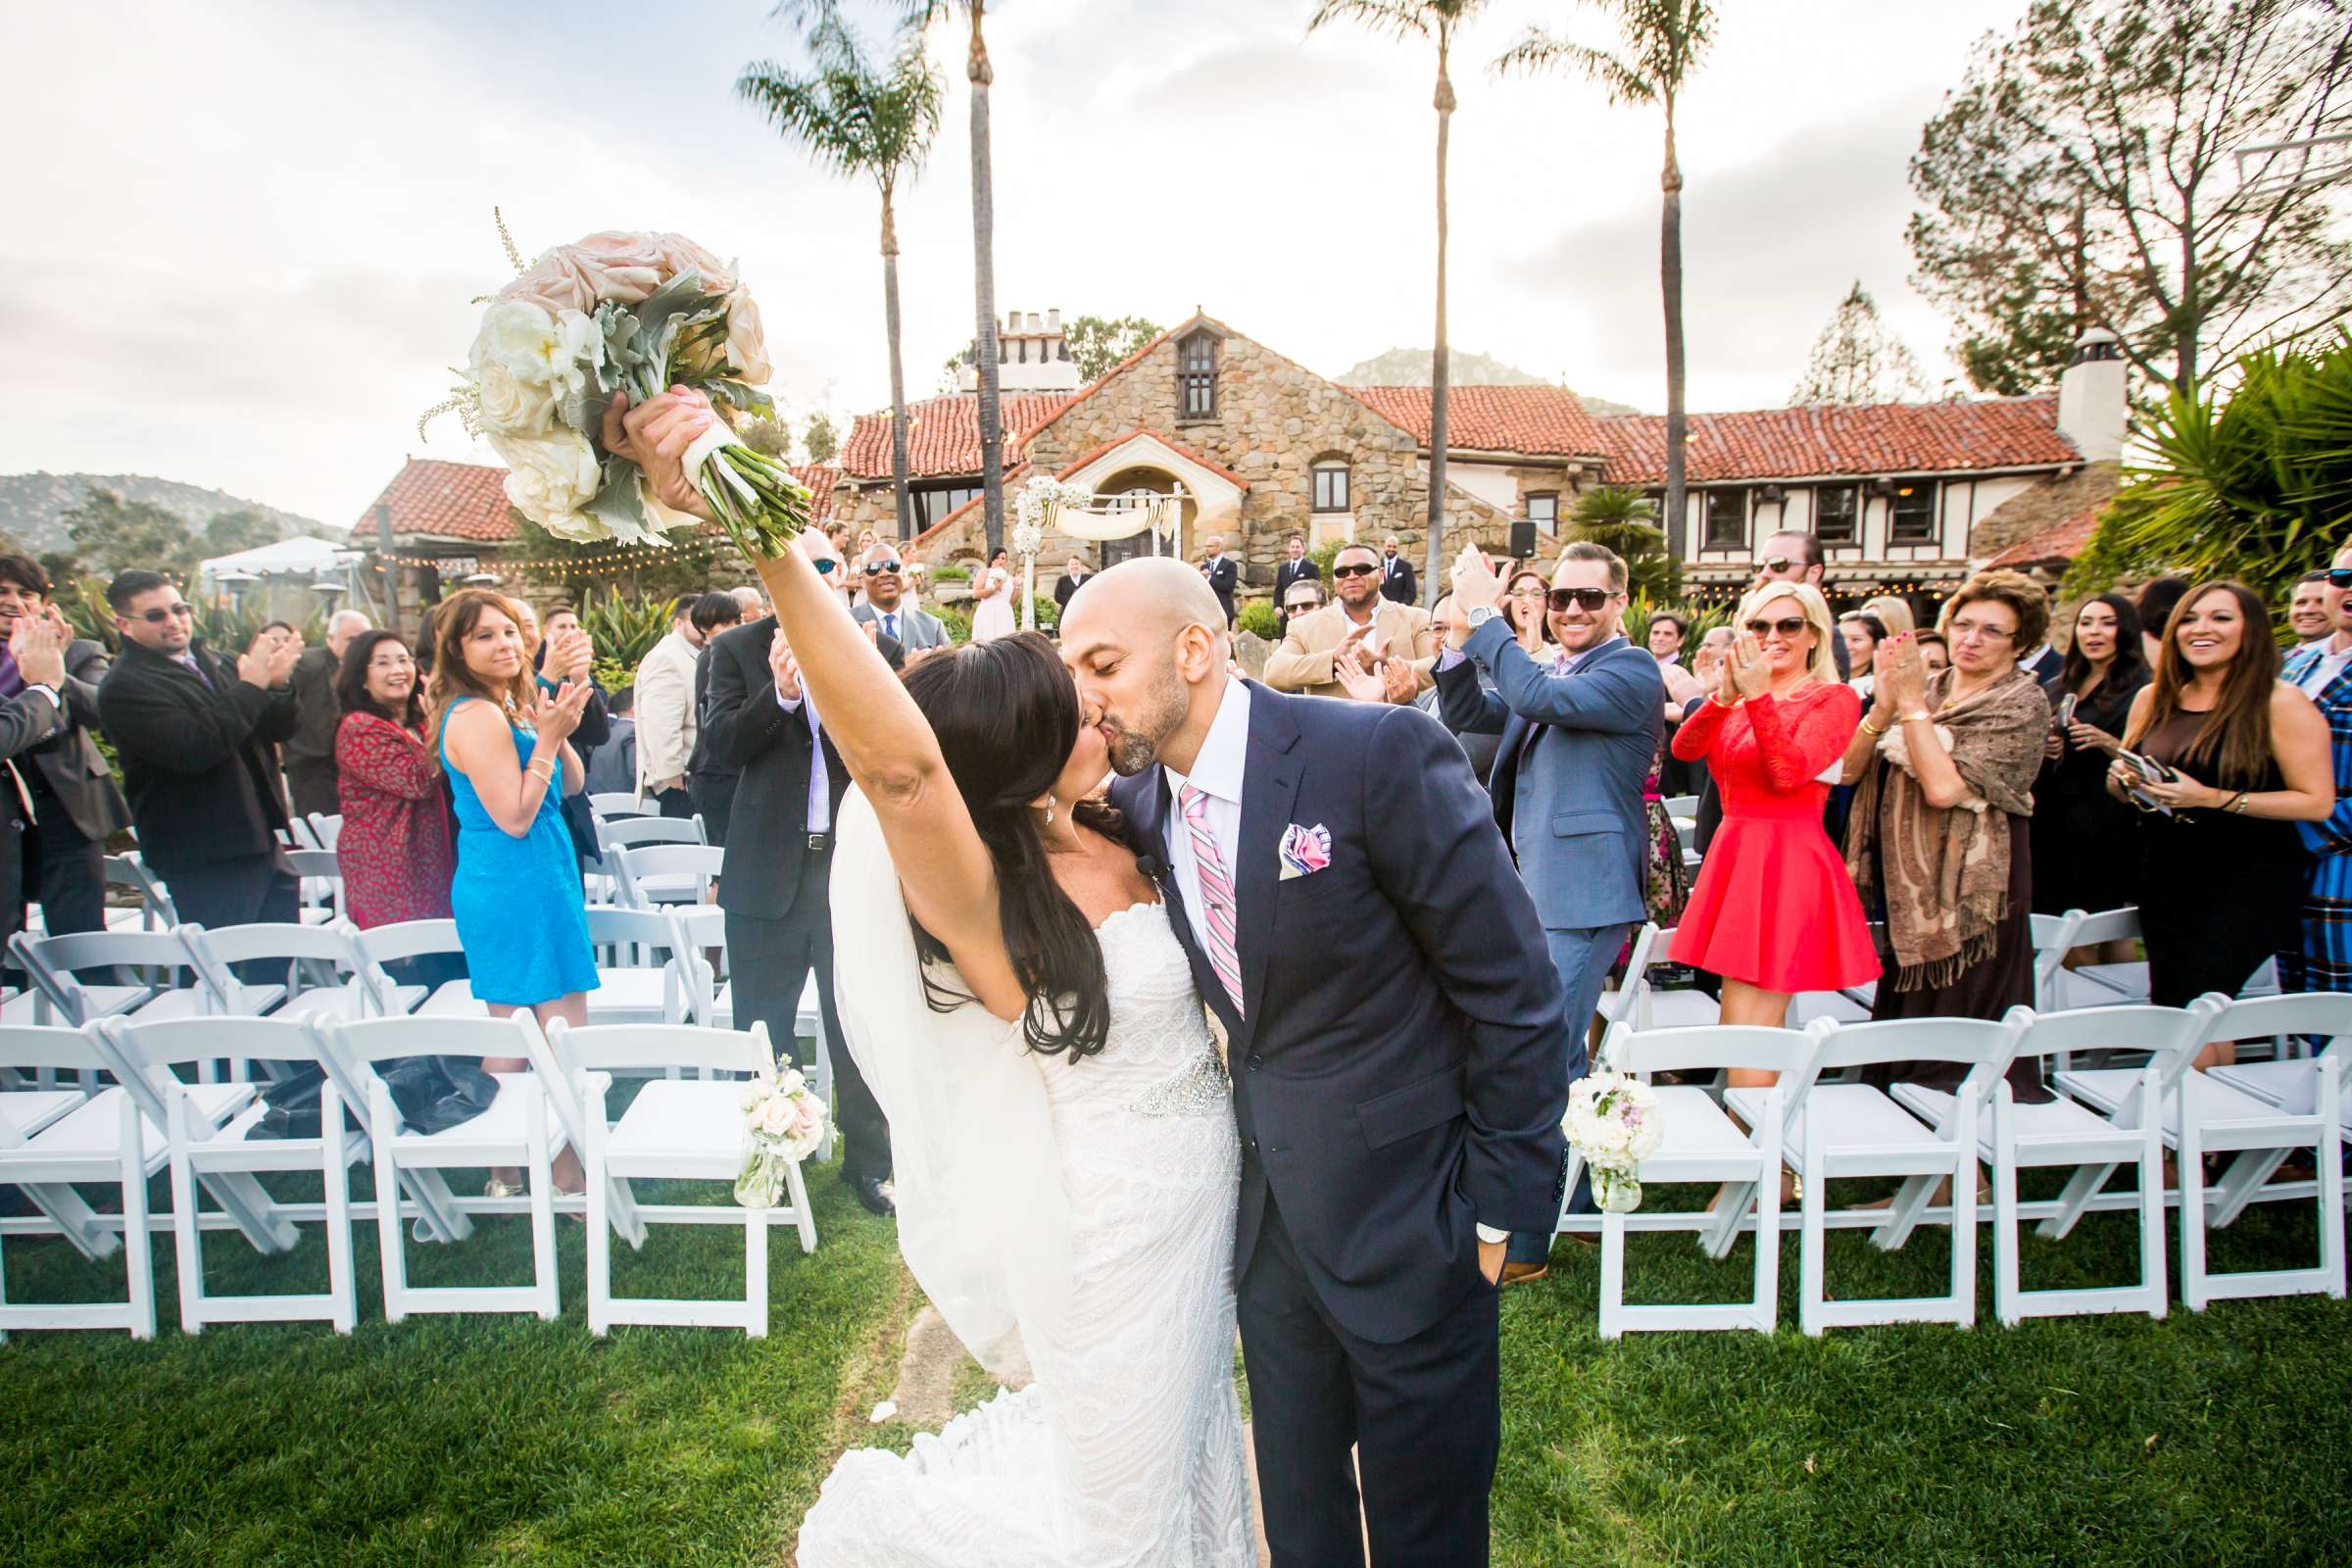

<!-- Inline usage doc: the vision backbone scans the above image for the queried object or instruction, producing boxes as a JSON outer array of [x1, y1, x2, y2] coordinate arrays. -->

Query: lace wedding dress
[[796, 897, 1254, 1568]]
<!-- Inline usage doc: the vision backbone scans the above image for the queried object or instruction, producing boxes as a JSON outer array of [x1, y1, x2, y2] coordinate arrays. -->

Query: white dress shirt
[[1162, 677, 1250, 964]]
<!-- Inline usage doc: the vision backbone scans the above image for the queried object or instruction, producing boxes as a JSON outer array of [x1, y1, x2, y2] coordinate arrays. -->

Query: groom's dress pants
[[1504, 921, 1627, 1265], [1239, 1190, 1500, 1568], [723, 852, 890, 1185]]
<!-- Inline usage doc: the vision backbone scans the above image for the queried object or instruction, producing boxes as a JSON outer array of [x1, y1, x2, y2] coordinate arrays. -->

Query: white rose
[[471, 355, 555, 436], [759, 1097, 797, 1137], [474, 299, 601, 402], [491, 429, 602, 525]]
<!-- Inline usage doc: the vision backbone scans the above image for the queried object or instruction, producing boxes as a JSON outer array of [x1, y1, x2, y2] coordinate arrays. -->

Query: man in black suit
[[1051, 555, 1091, 617], [283, 609, 369, 819], [702, 540, 893, 1216], [96, 570, 301, 931], [1065, 558, 1572, 1568], [1274, 534, 1317, 635], [0, 557, 128, 939], [1379, 534, 1418, 605], [1200, 534, 1238, 627], [683, 591, 747, 846], [0, 605, 75, 951]]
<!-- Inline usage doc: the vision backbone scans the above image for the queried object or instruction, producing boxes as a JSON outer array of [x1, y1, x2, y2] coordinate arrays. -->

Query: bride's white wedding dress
[[796, 892, 1253, 1567]]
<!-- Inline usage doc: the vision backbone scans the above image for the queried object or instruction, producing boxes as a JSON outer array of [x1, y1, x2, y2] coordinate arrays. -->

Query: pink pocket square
[[1279, 823, 1332, 881]]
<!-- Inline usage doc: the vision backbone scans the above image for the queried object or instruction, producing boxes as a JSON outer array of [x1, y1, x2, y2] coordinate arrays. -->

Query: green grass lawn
[[1, 1150, 2346, 1566]]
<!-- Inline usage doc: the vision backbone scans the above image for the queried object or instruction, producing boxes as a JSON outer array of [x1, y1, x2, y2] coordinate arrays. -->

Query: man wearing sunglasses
[[1264, 542, 1436, 699], [1435, 541, 1663, 1283], [1753, 530, 1848, 679], [95, 568, 303, 932], [850, 547, 948, 665]]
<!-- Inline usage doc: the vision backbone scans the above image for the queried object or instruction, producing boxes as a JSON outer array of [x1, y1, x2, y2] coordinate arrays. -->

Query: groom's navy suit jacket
[[1112, 681, 1572, 1346]]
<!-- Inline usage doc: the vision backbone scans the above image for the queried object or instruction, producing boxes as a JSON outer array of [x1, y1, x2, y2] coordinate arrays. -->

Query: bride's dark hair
[[901, 631, 1136, 1060]]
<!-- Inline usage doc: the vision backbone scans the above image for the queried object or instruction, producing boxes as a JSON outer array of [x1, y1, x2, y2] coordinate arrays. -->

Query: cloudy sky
[[1, 0, 2032, 527]]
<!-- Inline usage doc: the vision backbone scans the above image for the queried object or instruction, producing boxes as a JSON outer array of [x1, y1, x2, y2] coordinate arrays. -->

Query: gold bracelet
[[527, 760, 556, 784], [1899, 710, 1931, 725], [1860, 714, 1886, 738]]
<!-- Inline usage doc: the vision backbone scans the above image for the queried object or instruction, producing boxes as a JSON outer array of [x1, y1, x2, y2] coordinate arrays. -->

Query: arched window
[[1311, 460, 1350, 514], [1177, 330, 1218, 420]]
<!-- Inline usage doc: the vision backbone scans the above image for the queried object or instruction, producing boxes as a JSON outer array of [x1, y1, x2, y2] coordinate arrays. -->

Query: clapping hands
[[1873, 633, 1929, 713], [236, 625, 301, 690], [8, 606, 69, 689], [769, 630, 803, 703], [549, 625, 594, 684], [529, 677, 594, 745]]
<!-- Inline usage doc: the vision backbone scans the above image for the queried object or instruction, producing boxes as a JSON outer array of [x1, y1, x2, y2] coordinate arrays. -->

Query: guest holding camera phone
[[2031, 594, 2150, 961], [2110, 581, 2331, 1051]]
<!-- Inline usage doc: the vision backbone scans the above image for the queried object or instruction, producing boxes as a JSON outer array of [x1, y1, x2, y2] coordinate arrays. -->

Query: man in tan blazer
[[1265, 541, 1437, 699]]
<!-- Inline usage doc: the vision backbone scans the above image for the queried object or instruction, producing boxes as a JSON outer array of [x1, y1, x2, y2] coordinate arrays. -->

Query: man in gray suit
[[1435, 540, 1662, 1282], [0, 557, 129, 940], [850, 547, 948, 662]]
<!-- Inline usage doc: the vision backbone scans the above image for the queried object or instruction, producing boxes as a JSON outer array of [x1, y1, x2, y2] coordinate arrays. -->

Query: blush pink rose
[[499, 231, 670, 317]]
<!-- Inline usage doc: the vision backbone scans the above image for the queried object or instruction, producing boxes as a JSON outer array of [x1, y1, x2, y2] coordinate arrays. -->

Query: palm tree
[[1499, 1, 1714, 563], [739, 15, 944, 543], [1309, 1, 1493, 608]]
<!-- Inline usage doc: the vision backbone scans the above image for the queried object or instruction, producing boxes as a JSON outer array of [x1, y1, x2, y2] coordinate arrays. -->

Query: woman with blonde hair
[[1861, 595, 1916, 638], [2112, 580, 2329, 1037], [430, 588, 597, 1196], [1671, 579, 1879, 1040]]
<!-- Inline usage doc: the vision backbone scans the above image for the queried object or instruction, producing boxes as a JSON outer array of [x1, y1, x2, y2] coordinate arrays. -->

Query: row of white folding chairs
[[1571, 992, 2347, 1340], [0, 1010, 811, 1341]]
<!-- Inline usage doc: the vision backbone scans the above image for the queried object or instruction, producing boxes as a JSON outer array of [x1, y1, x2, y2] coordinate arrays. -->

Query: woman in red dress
[[333, 629, 454, 929], [1670, 581, 1879, 1046]]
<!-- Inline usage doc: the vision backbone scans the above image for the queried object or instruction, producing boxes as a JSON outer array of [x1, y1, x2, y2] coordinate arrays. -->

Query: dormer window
[[1178, 330, 1218, 420]]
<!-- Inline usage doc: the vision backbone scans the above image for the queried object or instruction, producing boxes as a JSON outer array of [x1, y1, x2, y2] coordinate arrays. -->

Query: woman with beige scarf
[[1840, 570, 2053, 1097]]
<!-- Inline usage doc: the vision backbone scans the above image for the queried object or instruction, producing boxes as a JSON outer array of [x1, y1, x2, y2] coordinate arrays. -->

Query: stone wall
[[878, 327, 1522, 600]]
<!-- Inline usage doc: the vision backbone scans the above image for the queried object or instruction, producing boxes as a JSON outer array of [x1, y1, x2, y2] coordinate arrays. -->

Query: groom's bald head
[[1060, 558, 1232, 778]]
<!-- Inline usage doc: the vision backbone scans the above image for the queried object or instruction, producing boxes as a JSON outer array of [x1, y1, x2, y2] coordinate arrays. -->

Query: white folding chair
[[284, 816, 321, 851], [92, 1015, 366, 1334], [319, 1013, 568, 1321], [181, 921, 424, 1023], [2127, 995, 2344, 1309], [582, 906, 704, 1028], [305, 812, 343, 852], [283, 849, 344, 925], [2211, 992, 2352, 1130], [104, 854, 177, 930], [1730, 1014, 2025, 1335], [596, 814, 708, 857], [1898, 1004, 2207, 1324], [10, 926, 242, 1028], [612, 844, 725, 909], [2031, 910, 2140, 1017], [354, 920, 480, 1019], [1628, 925, 1715, 1030], [540, 1018, 813, 1337], [1585, 1019, 1833, 1338], [0, 1026, 155, 1339], [588, 791, 653, 820], [675, 904, 837, 1163]]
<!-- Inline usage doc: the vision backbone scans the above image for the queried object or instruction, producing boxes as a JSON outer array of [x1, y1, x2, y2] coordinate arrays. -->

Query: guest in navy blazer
[[1435, 541, 1664, 1277]]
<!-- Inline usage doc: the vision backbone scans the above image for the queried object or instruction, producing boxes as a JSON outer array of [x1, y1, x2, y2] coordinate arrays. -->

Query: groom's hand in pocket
[[1478, 1237, 1505, 1285]]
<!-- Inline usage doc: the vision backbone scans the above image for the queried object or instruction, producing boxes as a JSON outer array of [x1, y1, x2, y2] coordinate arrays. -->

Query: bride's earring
[[1043, 794, 1057, 825]]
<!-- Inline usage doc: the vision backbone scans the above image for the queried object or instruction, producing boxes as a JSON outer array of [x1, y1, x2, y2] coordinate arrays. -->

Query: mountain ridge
[[1333, 347, 1644, 419], [0, 472, 330, 555]]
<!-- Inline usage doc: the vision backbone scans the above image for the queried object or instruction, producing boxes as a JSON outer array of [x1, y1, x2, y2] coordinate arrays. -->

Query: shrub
[[1237, 600, 1281, 641]]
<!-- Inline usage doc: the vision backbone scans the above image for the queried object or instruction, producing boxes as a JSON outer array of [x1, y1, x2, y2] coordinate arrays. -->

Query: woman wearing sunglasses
[[1669, 581, 1878, 1039], [1841, 571, 2050, 1060]]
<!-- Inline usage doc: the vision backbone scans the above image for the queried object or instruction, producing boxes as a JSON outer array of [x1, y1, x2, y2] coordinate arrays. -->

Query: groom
[[1061, 559, 1573, 1566]]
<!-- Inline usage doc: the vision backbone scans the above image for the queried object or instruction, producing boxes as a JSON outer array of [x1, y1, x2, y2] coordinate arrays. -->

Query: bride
[[614, 388, 1254, 1567]]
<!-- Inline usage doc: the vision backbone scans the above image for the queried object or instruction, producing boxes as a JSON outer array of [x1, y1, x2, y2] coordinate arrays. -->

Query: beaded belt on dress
[[1128, 1053, 1229, 1117]]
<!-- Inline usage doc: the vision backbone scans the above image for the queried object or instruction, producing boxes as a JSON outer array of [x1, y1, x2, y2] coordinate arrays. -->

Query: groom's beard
[[1101, 664, 1190, 778]]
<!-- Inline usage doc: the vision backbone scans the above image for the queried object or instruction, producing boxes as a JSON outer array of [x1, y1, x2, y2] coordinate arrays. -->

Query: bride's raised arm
[[614, 388, 1025, 1020]]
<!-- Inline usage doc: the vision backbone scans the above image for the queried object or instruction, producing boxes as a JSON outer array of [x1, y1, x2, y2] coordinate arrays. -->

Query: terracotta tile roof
[[840, 394, 1070, 480], [357, 458, 518, 542], [1593, 396, 2082, 485], [1347, 384, 1609, 458], [1054, 428, 1250, 490], [791, 464, 841, 524], [1984, 502, 2104, 569]]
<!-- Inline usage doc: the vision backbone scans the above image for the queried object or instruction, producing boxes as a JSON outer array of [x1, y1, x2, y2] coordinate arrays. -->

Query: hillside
[[0, 472, 329, 554], [1334, 347, 1644, 418]]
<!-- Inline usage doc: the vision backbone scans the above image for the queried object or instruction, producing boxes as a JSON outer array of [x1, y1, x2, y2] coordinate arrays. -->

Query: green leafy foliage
[[576, 588, 676, 669], [53, 575, 119, 652], [1566, 485, 1680, 602], [2068, 330, 2352, 616], [933, 605, 973, 644], [62, 487, 197, 578], [1238, 599, 1282, 640], [200, 508, 280, 557], [1062, 315, 1163, 381], [804, 412, 841, 464]]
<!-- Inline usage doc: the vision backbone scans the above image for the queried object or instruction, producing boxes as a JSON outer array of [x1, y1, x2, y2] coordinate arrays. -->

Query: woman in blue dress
[[426, 588, 599, 1196]]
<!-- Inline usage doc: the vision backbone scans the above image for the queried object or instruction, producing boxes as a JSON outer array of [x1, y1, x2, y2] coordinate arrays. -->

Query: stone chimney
[[2057, 326, 2126, 464], [961, 304, 1083, 393]]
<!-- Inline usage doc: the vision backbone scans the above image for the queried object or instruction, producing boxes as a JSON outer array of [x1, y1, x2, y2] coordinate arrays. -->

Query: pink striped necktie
[[1179, 782, 1245, 1016]]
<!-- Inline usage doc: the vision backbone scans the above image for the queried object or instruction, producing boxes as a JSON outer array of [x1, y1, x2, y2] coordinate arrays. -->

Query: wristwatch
[[1464, 605, 1497, 631]]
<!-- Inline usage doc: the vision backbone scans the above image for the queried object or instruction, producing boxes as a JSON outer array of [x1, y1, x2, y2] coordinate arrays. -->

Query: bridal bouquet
[[735, 1062, 830, 1208], [1564, 1071, 1664, 1213], [431, 226, 811, 555]]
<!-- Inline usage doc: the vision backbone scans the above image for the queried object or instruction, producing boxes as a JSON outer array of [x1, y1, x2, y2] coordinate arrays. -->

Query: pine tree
[[1789, 281, 1929, 406]]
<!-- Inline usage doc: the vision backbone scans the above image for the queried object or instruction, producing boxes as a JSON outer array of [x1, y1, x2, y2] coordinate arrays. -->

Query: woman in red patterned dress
[[1670, 581, 1879, 1054], [333, 629, 454, 929]]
